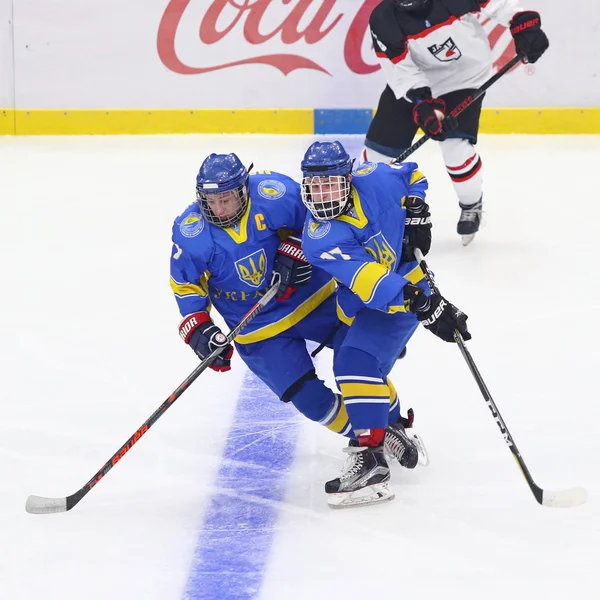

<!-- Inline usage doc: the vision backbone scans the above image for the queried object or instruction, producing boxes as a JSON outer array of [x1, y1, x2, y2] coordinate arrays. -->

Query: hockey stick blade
[[540, 486, 588, 508], [26, 495, 68, 514], [412, 249, 588, 509], [25, 282, 280, 515]]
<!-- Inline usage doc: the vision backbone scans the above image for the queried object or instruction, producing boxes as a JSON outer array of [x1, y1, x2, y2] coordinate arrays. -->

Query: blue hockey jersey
[[301, 161, 428, 323], [171, 171, 335, 344]]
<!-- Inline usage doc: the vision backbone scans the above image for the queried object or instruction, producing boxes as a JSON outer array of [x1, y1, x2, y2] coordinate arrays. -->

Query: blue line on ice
[[184, 371, 299, 600]]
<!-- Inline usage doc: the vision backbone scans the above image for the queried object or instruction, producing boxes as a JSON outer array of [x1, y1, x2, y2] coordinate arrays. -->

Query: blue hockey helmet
[[300, 141, 353, 221], [196, 153, 250, 228], [301, 141, 353, 178], [393, 0, 431, 11]]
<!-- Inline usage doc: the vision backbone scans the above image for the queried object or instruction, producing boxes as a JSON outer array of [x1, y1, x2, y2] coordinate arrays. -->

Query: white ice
[[1, 134, 599, 599]]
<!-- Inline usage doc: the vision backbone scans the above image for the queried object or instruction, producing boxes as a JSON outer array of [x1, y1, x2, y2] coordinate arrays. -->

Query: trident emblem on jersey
[[428, 37, 462, 62], [365, 233, 397, 271], [235, 248, 267, 288]]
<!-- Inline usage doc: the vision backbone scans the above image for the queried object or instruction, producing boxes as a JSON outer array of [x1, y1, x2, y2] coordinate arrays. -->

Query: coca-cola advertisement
[[157, 0, 516, 78], [155, 0, 516, 108], [5, 0, 599, 110]]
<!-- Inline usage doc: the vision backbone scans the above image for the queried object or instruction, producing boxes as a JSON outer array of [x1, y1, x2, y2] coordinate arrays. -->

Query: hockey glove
[[510, 11, 549, 64], [271, 235, 312, 302], [404, 284, 471, 343], [408, 87, 458, 141], [179, 312, 233, 372], [402, 195, 432, 262]]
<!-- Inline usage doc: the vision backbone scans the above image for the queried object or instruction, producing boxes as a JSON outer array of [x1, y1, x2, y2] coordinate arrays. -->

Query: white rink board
[[0, 0, 14, 108], [2, 0, 600, 110]]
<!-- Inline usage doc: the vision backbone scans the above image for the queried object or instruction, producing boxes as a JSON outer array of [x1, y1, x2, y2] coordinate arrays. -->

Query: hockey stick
[[413, 249, 587, 508], [25, 280, 281, 515], [393, 54, 523, 164], [310, 322, 342, 358]]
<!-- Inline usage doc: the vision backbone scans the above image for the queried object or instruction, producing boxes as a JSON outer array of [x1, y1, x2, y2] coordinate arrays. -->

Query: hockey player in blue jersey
[[170, 153, 347, 437], [300, 141, 471, 508]]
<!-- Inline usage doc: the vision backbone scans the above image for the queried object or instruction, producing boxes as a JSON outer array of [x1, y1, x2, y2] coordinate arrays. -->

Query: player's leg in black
[[362, 85, 418, 163]]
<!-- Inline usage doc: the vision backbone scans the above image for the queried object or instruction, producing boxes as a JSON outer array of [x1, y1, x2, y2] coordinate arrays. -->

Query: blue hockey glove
[[179, 312, 233, 372]]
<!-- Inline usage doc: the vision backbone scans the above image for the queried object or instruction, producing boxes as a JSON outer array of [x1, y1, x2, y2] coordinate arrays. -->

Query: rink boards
[[1, 1, 599, 136], [2, 107, 600, 136]]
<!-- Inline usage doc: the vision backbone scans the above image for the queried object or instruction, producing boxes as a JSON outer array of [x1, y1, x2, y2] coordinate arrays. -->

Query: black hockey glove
[[271, 235, 312, 302], [408, 87, 458, 141], [404, 284, 471, 343], [402, 195, 432, 262], [510, 11, 549, 64], [179, 311, 233, 372]]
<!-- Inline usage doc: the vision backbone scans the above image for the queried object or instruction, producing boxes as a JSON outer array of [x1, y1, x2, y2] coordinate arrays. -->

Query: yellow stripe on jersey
[[339, 382, 390, 399], [387, 304, 409, 314], [336, 300, 354, 326], [350, 262, 389, 304], [410, 170, 427, 185], [387, 378, 398, 404], [405, 263, 425, 284], [235, 280, 335, 344], [336, 187, 368, 229], [170, 272, 210, 298], [223, 198, 252, 244], [326, 401, 351, 434], [387, 264, 426, 313]]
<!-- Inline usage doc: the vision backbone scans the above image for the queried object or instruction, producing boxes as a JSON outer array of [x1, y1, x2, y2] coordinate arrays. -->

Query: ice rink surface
[[1, 133, 599, 599]]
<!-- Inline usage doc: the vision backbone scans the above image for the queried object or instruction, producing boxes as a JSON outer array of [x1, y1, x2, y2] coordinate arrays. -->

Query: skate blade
[[461, 233, 476, 246], [327, 482, 395, 509], [410, 432, 430, 467]]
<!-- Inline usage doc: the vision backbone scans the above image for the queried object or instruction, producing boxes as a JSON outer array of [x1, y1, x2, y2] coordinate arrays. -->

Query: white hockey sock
[[440, 138, 483, 207]]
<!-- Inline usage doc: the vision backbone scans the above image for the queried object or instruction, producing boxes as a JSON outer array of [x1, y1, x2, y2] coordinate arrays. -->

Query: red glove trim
[[510, 11, 541, 36], [276, 287, 296, 303], [277, 239, 308, 263], [178, 311, 211, 344], [210, 345, 234, 372], [412, 98, 447, 135]]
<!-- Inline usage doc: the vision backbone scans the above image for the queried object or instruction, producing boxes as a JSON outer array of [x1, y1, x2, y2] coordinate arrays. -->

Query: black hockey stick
[[310, 321, 342, 358], [413, 249, 587, 508], [25, 280, 281, 514], [393, 54, 523, 164]]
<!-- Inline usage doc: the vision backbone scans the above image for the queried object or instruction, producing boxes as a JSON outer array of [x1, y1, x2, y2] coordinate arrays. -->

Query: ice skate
[[457, 198, 483, 246], [326, 445, 394, 509], [385, 408, 430, 467]]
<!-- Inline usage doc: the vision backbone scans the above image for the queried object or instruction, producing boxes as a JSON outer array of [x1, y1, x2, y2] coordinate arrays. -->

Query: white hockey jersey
[[370, 0, 525, 100]]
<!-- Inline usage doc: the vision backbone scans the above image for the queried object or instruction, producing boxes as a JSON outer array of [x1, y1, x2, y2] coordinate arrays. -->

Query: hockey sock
[[334, 347, 391, 431], [441, 138, 482, 206]]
